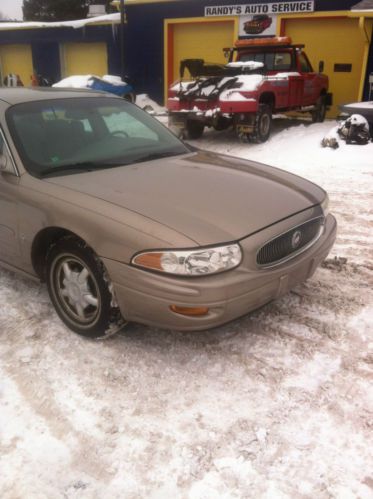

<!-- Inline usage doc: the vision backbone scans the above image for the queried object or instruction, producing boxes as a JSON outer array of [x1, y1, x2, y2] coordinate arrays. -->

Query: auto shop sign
[[205, 1, 314, 16]]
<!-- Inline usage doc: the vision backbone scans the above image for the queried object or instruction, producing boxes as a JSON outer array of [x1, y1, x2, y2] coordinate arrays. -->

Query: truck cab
[[168, 37, 331, 142]]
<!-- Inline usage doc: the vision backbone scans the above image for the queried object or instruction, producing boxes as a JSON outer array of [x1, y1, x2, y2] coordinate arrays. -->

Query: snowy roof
[[111, 0, 183, 5], [351, 0, 373, 11], [0, 13, 121, 31]]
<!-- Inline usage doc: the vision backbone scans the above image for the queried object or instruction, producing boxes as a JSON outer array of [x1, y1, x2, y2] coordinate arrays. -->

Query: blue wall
[[0, 24, 122, 84]]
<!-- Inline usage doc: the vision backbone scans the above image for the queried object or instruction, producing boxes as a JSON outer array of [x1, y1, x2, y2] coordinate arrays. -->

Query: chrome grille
[[257, 217, 324, 267]]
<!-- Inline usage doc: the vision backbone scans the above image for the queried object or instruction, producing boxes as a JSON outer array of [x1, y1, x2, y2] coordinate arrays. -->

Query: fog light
[[170, 305, 209, 316]]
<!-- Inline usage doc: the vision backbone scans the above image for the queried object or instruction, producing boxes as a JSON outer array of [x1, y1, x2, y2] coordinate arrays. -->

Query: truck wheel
[[186, 120, 204, 139], [254, 104, 272, 143], [311, 96, 327, 123], [213, 116, 231, 131]]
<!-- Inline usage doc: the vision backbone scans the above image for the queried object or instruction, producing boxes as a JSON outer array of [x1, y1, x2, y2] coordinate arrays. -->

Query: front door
[[0, 131, 20, 266]]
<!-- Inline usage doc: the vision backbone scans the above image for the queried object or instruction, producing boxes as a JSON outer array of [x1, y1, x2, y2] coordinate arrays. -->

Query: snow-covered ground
[[1, 117, 372, 498]]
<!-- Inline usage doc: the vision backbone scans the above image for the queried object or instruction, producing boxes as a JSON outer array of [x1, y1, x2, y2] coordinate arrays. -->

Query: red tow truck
[[167, 37, 332, 142]]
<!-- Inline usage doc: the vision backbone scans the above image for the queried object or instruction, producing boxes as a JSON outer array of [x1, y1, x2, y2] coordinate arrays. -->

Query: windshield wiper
[[131, 150, 185, 164], [39, 161, 124, 178], [40, 151, 187, 177]]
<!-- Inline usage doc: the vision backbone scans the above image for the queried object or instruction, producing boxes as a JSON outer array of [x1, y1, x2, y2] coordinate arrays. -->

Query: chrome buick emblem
[[291, 230, 302, 249]]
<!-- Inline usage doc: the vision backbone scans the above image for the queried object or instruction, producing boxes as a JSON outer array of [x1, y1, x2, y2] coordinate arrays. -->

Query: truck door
[[298, 52, 318, 106], [273, 51, 303, 108], [288, 75, 304, 108]]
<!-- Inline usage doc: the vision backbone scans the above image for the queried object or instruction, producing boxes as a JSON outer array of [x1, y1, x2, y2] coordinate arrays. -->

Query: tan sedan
[[0, 88, 336, 337]]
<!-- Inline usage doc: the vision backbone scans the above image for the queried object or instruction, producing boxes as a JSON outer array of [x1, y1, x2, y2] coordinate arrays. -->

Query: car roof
[[0, 87, 115, 106]]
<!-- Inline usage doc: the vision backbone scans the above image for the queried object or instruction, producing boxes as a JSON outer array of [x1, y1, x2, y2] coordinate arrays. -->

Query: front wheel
[[186, 120, 204, 139], [311, 96, 327, 123], [46, 237, 124, 338], [254, 104, 272, 143]]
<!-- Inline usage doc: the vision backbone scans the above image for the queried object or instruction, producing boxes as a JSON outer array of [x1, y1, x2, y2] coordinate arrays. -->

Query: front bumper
[[103, 214, 337, 331]]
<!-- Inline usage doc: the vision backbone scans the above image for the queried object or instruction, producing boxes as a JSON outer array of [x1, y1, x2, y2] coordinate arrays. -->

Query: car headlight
[[132, 243, 242, 276], [321, 194, 329, 218]]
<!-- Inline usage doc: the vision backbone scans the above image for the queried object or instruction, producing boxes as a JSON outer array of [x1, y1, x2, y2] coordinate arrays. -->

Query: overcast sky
[[1, 0, 23, 20]]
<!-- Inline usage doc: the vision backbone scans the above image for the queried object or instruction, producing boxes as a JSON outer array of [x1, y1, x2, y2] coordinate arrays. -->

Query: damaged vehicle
[[168, 36, 332, 142], [0, 88, 336, 337], [243, 15, 273, 35]]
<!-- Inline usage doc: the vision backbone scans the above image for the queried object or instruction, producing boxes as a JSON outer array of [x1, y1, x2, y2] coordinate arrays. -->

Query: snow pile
[[226, 61, 264, 70], [53, 75, 96, 88], [170, 81, 195, 92], [135, 94, 166, 114], [268, 72, 301, 79], [344, 101, 373, 110], [53, 74, 128, 89], [102, 75, 128, 87], [232, 74, 263, 91], [344, 113, 370, 127], [219, 90, 255, 102]]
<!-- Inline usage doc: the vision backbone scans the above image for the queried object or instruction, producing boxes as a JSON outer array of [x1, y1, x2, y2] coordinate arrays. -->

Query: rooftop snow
[[0, 13, 120, 31]]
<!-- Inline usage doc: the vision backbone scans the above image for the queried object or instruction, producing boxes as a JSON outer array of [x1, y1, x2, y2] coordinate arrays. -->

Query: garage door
[[0, 44, 33, 87], [63, 42, 108, 77], [284, 17, 365, 117], [170, 20, 235, 84]]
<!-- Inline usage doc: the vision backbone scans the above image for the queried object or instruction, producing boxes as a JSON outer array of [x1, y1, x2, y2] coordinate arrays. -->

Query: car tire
[[311, 95, 327, 123], [186, 120, 204, 139], [254, 104, 272, 143], [46, 236, 124, 338]]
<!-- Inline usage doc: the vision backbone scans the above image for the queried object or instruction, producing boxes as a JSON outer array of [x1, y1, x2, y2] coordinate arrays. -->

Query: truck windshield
[[7, 97, 189, 178], [239, 51, 292, 71]]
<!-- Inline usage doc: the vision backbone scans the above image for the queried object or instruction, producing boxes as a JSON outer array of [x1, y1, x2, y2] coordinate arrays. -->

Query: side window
[[299, 53, 312, 73], [273, 52, 292, 71], [101, 109, 158, 141]]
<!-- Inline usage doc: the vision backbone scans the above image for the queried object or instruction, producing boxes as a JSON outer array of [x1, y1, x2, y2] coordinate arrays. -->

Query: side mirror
[[318, 60, 324, 73]]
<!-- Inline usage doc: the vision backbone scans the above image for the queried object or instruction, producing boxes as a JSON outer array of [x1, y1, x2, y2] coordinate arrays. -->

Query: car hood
[[45, 150, 325, 246]]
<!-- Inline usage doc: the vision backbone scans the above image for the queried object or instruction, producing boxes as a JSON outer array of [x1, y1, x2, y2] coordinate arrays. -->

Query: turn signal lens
[[170, 305, 209, 316], [321, 195, 329, 218], [132, 243, 242, 276], [132, 252, 163, 270]]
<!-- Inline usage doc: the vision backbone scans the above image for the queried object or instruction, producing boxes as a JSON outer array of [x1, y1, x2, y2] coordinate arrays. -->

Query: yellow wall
[[284, 17, 366, 117], [0, 44, 33, 86], [62, 42, 108, 76]]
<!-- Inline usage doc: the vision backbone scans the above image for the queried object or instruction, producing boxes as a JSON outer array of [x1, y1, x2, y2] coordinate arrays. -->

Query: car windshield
[[6, 97, 189, 178]]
